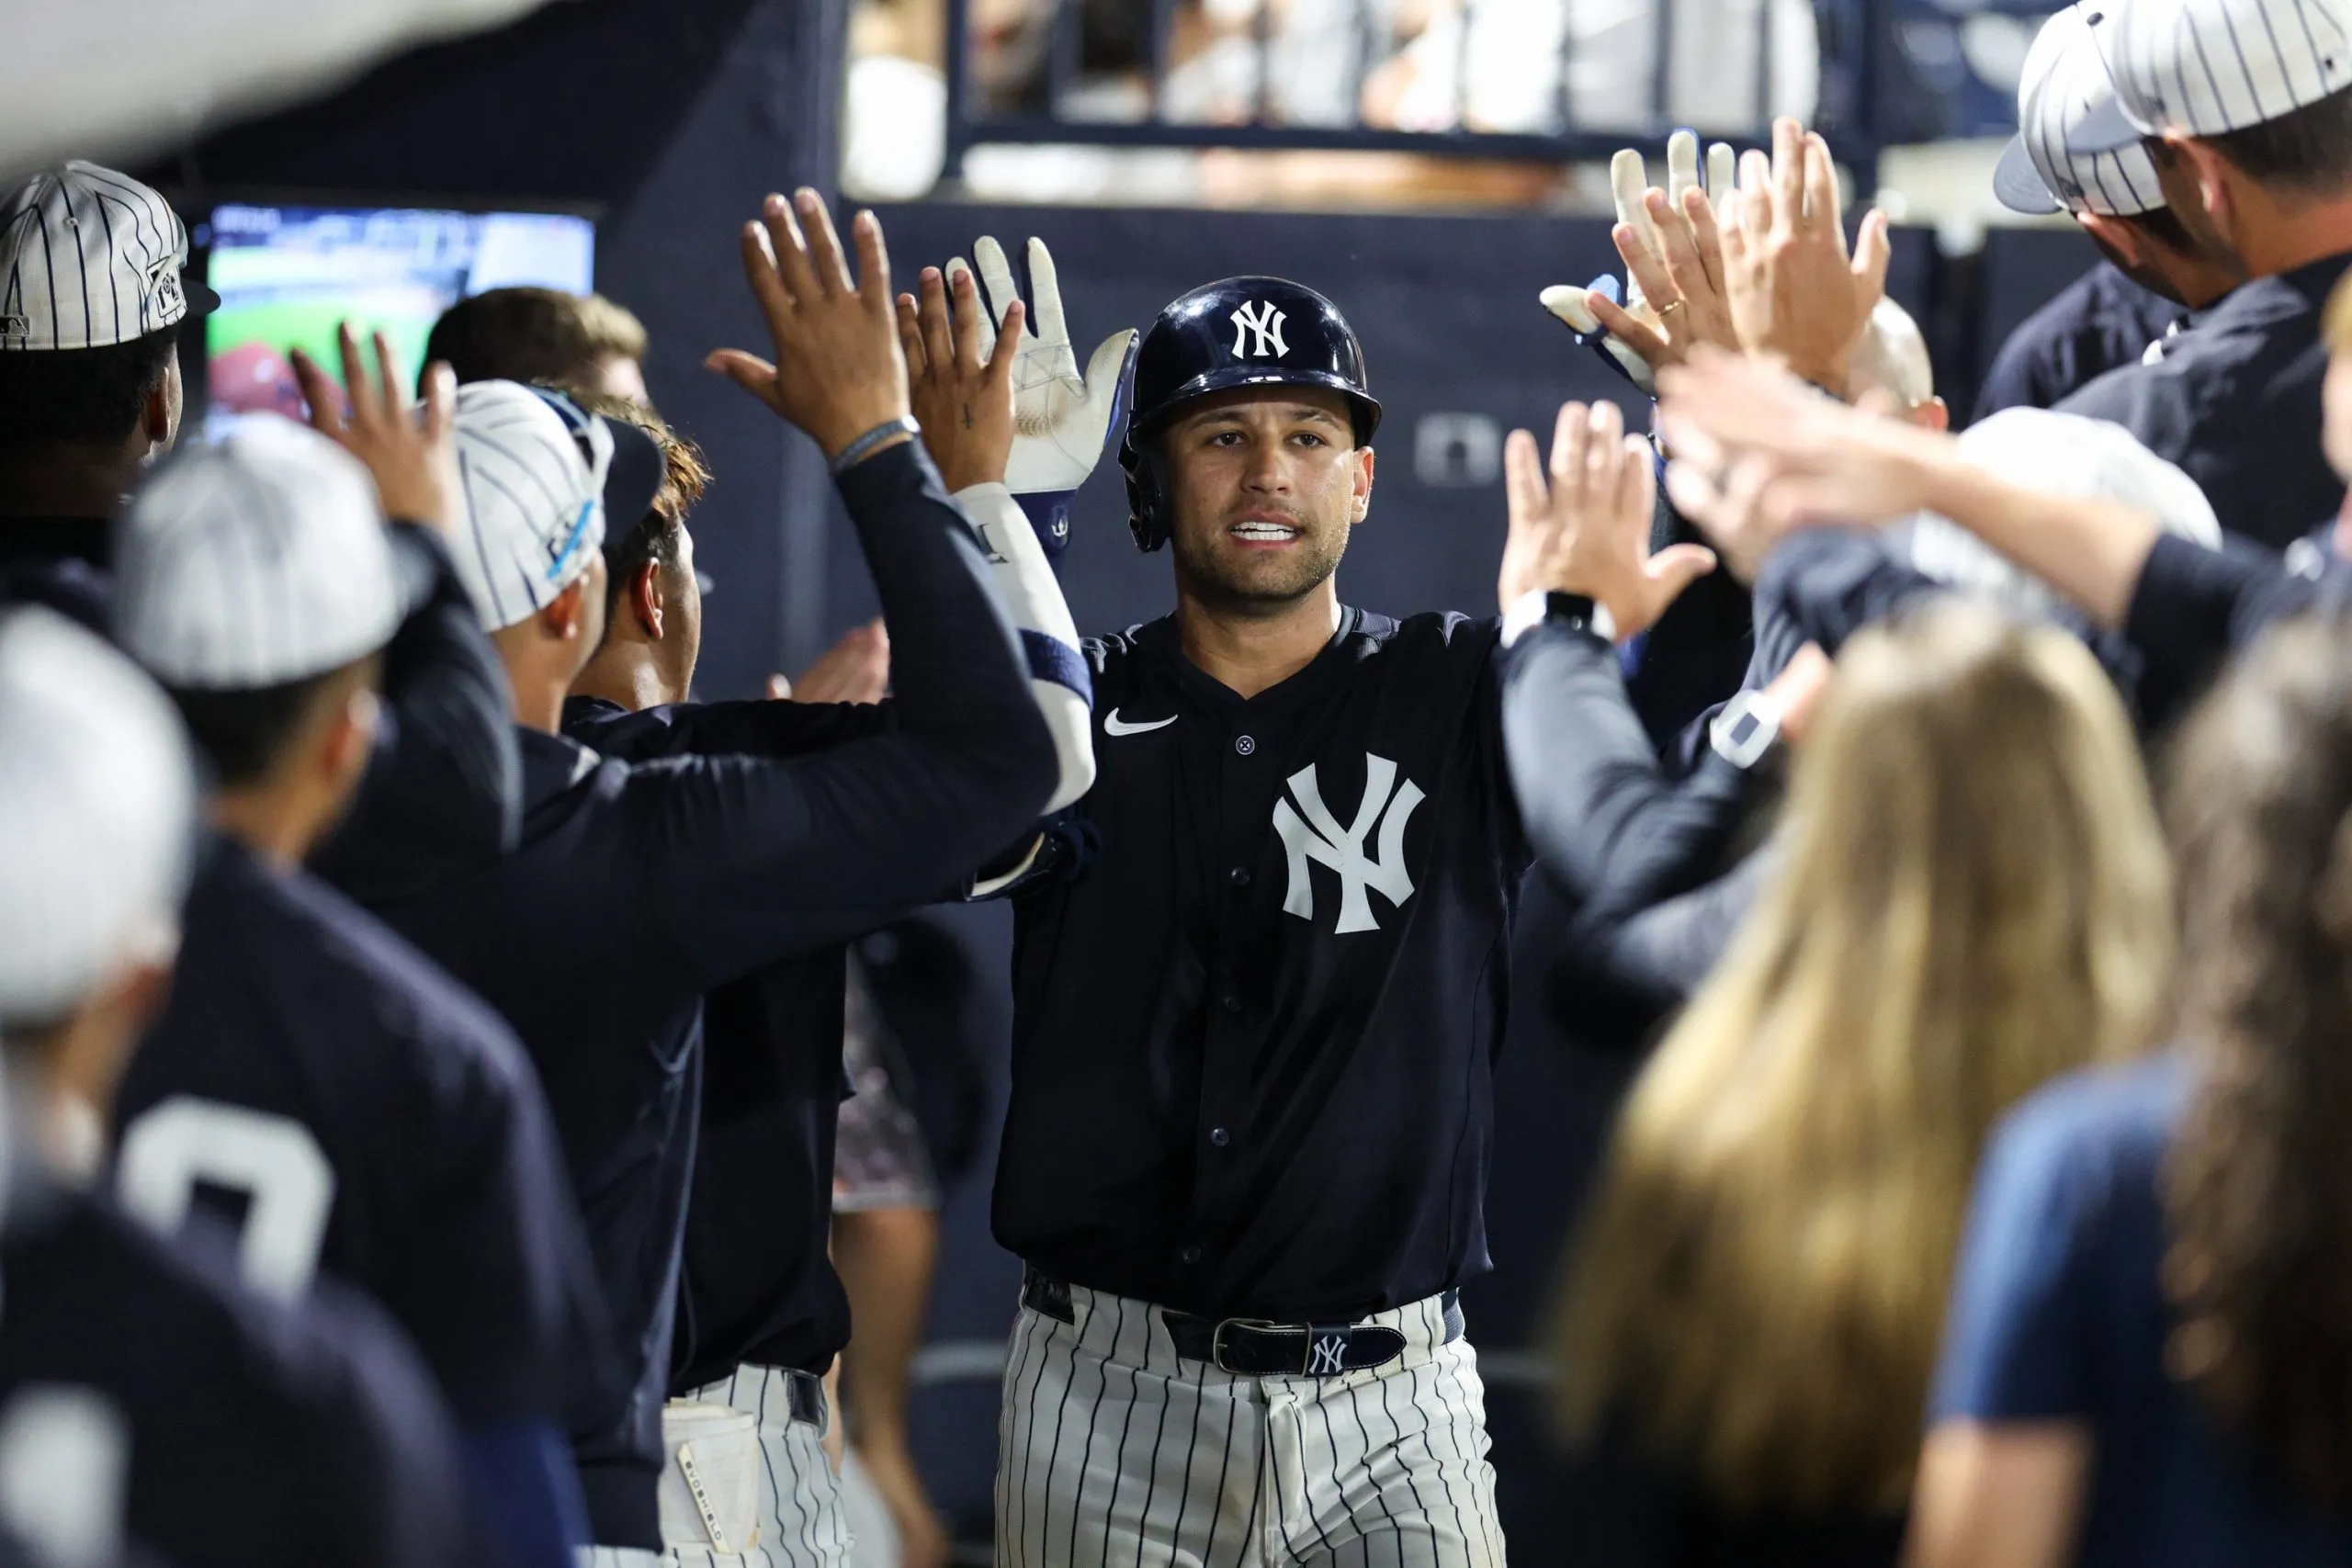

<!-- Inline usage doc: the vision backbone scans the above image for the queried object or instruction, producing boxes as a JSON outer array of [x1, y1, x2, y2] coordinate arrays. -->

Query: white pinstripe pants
[[996, 1283, 1507, 1568], [661, 1365, 852, 1568]]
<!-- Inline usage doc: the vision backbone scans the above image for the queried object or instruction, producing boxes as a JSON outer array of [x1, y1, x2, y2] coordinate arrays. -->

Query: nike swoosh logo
[[1102, 708, 1176, 736]]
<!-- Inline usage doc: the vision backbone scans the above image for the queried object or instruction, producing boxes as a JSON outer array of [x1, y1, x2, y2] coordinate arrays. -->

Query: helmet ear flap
[[1121, 436, 1171, 553]]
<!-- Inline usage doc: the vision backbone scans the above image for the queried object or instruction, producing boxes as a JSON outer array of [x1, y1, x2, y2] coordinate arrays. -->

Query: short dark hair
[[2175, 82, 2352, 192], [424, 288, 648, 390], [165, 657, 377, 789], [0, 325, 179, 452]]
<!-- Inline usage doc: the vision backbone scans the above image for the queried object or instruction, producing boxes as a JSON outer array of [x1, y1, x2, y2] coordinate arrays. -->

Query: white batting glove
[[948, 236, 1137, 556], [1541, 130, 1736, 394]]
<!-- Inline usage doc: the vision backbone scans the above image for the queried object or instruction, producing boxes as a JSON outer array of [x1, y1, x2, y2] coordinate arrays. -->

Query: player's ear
[[322, 684, 381, 792], [631, 561, 665, 641], [2169, 133, 2236, 227], [1350, 445, 1374, 524], [143, 353, 183, 453], [542, 578, 591, 643], [1910, 396, 1950, 434]]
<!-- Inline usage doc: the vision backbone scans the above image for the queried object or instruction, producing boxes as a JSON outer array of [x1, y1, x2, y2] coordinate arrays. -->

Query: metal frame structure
[[940, 0, 1887, 192]]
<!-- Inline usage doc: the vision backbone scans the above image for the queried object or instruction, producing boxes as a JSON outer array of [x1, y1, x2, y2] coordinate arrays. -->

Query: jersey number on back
[[116, 1098, 335, 1304]]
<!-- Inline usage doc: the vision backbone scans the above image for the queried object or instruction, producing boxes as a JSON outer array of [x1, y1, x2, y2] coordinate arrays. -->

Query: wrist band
[[829, 416, 920, 475]]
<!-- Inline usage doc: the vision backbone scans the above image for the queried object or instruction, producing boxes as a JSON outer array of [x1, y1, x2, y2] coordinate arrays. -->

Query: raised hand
[[1655, 347, 1942, 580], [955, 237, 1135, 498], [706, 189, 911, 463], [1542, 131, 1739, 388], [1499, 397, 1715, 641], [1720, 120, 1892, 392], [897, 262, 1023, 493], [777, 620, 890, 705], [289, 324, 458, 530]]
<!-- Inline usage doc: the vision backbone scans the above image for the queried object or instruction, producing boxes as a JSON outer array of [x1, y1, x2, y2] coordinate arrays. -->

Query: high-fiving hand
[[1499, 397, 1716, 641], [707, 189, 911, 464], [1542, 130, 1740, 389], [898, 260, 1023, 493], [289, 323, 458, 531], [1719, 119, 1892, 393]]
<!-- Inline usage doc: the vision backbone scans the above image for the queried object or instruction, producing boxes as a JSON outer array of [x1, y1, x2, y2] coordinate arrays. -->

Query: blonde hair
[[1555, 601, 2173, 1515]]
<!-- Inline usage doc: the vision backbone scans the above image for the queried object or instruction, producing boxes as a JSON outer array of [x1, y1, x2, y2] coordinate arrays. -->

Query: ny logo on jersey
[[1272, 752, 1424, 935], [1306, 1332, 1350, 1375], [1229, 300, 1288, 359]]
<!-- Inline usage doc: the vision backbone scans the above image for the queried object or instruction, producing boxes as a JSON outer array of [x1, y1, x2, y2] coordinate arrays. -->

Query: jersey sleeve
[[1500, 616, 1759, 919], [1929, 1085, 2115, 1423], [628, 442, 1057, 986], [310, 524, 522, 900], [566, 694, 895, 762]]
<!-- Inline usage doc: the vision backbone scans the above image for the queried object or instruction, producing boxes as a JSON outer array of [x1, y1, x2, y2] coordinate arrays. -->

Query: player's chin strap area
[[1023, 1267, 1464, 1378]]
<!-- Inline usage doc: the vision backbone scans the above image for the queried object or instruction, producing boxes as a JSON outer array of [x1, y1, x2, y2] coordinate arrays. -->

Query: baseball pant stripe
[[664, 1366, 848, 1568], [997, 1281, 1504, 1568]]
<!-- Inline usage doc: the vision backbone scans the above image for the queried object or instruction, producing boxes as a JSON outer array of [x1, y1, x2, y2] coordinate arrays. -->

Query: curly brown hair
[[2164, 614, 2352, 1507]]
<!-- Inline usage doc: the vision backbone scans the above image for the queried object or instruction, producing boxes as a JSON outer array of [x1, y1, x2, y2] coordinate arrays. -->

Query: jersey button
[[1227, 865, 1251, 888], [1209, 1126, 1230, 1147], [1220, 993, 1242, 1014], [1234, 734, 1256, 756], [1179, 1245, 1203, 1266]]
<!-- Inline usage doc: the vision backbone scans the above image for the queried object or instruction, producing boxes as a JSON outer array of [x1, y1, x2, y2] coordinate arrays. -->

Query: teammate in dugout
[[984, 271, 1632, 1566]]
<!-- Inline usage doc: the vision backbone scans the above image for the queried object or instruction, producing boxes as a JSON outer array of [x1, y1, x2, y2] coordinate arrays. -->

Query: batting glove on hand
[[1541, 130, 1736, 395], [951, 235, 1138, 558]]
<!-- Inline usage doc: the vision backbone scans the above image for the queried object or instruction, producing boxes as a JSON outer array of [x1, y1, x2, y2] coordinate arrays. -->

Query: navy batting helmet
[[1118, 276, 1380, 553]]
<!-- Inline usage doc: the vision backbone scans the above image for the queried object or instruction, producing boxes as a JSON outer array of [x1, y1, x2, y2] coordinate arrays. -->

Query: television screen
[[203, 201, 595, 420]]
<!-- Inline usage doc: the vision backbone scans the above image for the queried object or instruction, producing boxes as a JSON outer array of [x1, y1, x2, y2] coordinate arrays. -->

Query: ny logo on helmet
[[1230, 300, 1288, 359], [1272, 753, 1423, 935]]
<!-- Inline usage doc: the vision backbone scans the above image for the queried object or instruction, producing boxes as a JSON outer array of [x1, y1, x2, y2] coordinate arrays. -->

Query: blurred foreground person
[[1553, 602, 2173, 1566], [1914, 617, 2352, 1568], [0, 608, 481, 1568], [0, 162, 213, 628], [107, 360, 597, 1568]]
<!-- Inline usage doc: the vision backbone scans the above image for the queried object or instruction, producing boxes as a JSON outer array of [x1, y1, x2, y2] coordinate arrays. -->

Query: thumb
[[1645, 542, 1718, 603], [1541, 285, 1600, 334], [1850, 208, 1892, 299], [1084, 331, 1136, 397], [705, 348, 779, 400]]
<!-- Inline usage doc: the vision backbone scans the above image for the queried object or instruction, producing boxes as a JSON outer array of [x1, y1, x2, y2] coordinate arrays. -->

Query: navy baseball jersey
[[1974, 261, 2180, 422], [364, 442, 1052, 1548], [0, 1181, 481, 1568], [996, 607, 1529, 1322], [2056, 251, 2352, 550], [112, 835, 604, 1428], [0, 516, 110, 634], [560, 691, 889, 1388]]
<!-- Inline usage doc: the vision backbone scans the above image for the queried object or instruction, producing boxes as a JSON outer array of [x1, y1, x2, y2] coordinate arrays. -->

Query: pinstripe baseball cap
[[451, 381, 662, 631], [0, 163, 218, 352], [1994, 7, 2168, 214], [2067, 0, 2352, 152], [114, 418, 404, 690], [0, 606, 196, 1024]]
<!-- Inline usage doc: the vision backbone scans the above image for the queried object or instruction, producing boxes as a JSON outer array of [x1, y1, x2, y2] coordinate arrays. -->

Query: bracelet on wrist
[[829, 416, 920, 475]]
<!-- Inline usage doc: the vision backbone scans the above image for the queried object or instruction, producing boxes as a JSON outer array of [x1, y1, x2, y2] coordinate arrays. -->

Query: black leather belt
[[1023, 1268, 1461, 1379], [780, 1367, 824, 1427]]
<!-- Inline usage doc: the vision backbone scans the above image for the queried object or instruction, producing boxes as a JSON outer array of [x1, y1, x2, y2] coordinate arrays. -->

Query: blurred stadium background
[[24, 0, 2115, 1553]]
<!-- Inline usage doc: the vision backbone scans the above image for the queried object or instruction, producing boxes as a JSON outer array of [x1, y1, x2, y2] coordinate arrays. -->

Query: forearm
[[1504, 618, 1756, 916], [1917, 457, 2160, 630], [954, 480, 1096, 811]]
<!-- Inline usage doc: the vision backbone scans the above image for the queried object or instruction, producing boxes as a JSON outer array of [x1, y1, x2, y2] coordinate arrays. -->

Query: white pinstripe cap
[[451, 380, 611, 631], [2067, 0, 2352, 152], [0, 162, 217, 352], [0, 607, 196, 1024], [114, 417, 402, 689], [1995, 6, 2169, 214]]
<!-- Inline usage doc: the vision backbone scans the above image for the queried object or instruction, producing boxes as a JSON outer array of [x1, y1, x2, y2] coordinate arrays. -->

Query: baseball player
[[550, 232, 1114, 1567], [985, 266, 1582, 1567], [2025, 0, 2352, 547], [0, 162, 215, 630], [1974, 6, 2233, 418], [103, 367, 615, 1568], [0, 606, 484, 1568], [356, 192, 1057, 1566]]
